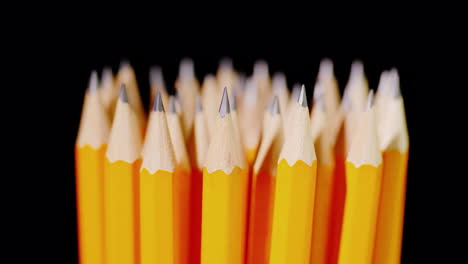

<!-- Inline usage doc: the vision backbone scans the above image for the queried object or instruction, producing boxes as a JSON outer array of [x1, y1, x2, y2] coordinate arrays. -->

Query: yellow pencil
[[373, 69, 409, 264], [140, 93, 176, 264], [338, 90, 382, 264], [104, 85, 143, 264], [76, 71, 110, 264], [201, 88, 248, 264], [269, 86, 317, 264]]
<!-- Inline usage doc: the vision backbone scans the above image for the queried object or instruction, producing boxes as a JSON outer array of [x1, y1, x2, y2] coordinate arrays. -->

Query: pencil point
[[231, 89, 237, 111], [153, 92, 165, 112], [298, 85, 308, 108], [88, 71, 99, 94], [120, 59, 130, 69], [319, 58, 334, 78], [291, 84, 301, 103], [119, 84, 128, 103], [168, 96, 177, 113], [150, 66, 163, 85], [390, 68, 401, 99], [270, 96, 280, 115], [219, 57, 233, 69], [219, 87, 231, 118], [196, 95, 203, 112], [342, 86, 351, 111], [366, 90, 375, 110]]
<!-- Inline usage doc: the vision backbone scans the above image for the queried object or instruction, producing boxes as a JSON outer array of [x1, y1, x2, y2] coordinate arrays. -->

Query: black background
[[21, 28, 456, 263]]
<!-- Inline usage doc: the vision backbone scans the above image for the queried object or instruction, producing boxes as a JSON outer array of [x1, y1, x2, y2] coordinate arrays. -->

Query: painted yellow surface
[[338, 162, 382, 264], [373, 150, 409, 264], [75, 144, 107, 264], [140, 168, 174, 264], [269, 159, 317, 264], [201, 166, 248, 264], [104, 158, 141, 264]]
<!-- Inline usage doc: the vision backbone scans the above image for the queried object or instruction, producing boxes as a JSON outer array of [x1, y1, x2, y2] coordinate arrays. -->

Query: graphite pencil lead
[[168, 96, 177, 113], [366, 90, 375, 110], [270, 96, 280, 115], [120, 59, 130, 68], [119, 84, 129, 103], [319, 58, 334, 78], [150, 66, 163, 85], [231, 89, 237, 111], [291, 84, 301, 103], [153, 92, 165, 112], [219, 87, 230, 118], [390, 68, 401, 99], [88, 70, 99, 94], [298, 85, 308, 108], [196, 95, 202, 112], [219, 57, 233, 69]]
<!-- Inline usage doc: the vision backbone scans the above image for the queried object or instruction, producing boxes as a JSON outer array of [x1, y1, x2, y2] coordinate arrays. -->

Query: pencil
[[201, 88, 248, 264], [149, 66, 169, 110], [191, 95, 208, 264], [140, 93, 176, 264], [345, 60, 369, 112], [269, 86, 317, 264], [99, 67, 118, 120], [239, 78, 262, 165], [201, 74, 220, 138], [247, 96, 283, 264], [104, 85, 143, 264], [176, 58, 199, 140], [327, 91, 348, 264], [373, 69, 409, 264], [116, 62, 146, 133], [272, 72, 289, 125], [309, 88, 335, 264], [75, 71, 110, 264], [338, 90, 382, 264], [167, 96, 192, 264]]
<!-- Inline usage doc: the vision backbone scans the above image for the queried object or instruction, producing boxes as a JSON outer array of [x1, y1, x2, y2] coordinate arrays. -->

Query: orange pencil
[[373, 69, 409, 264], [191, 95, 209, 264], [247, 96, 283, 264], [76, 71, 110, 264], [167, 96, 192, 264], [104, 85, 142, 264]]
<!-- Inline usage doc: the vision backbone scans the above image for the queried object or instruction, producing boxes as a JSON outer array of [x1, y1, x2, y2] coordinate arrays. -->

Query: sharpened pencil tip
[[119, 84, 128, 103], [168, 96, 177, 113], [367, 90, 375, 110], [291, 84, 301, 103], [219, 87, 231, 117], [196, 95, 202, 112], [88, 71, 99, 94], [231, 89, 237, 111], [298, 85, 308, 108], [153, 92, 165, 112], [270, 96, 280, 115]]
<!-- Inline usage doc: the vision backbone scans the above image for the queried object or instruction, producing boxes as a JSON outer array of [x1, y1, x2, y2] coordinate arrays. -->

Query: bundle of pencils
[[76, 58, 409, 264]]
